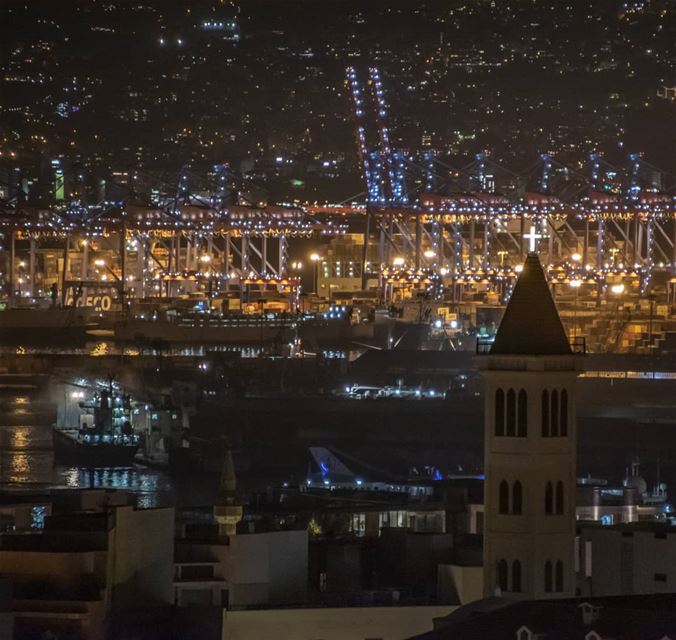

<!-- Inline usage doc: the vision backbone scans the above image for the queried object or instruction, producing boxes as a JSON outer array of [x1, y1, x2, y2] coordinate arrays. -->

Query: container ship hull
[[53, 429, 140, 466], [0, 309, 99, 342]]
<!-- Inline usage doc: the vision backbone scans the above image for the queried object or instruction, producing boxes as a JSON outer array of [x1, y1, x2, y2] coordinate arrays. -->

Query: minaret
[[213, 447, 242, 537], [480, 253, 582, 599]]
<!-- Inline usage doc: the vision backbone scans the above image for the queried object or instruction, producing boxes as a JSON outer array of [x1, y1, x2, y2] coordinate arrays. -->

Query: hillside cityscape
[[1, 1, 676, 640]]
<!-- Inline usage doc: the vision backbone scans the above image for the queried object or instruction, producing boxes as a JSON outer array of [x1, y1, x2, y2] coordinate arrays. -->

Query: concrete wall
[[378, 529, 453, 596], [228, 530, 308, 608], [0, 550, 105, 588], [0, 577, 13, 640], [579, 527, 676, 597], [0, 613, 13, 640], [110, 506, 175, 608], [222, 606, 454, 640], [438, 565, 483, 605]]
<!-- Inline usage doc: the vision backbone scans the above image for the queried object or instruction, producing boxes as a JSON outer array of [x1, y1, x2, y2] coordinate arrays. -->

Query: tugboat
[[53, 380, 141, 466]]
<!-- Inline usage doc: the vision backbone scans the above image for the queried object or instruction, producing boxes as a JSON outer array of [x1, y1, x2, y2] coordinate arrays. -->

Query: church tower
[[480, 253, 582, 599]]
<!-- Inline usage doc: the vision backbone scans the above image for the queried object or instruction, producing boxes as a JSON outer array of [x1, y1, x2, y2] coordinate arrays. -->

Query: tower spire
[[219, 447, 237, 505], [213, 443, 242, 537], [491, 253, 571, 356]]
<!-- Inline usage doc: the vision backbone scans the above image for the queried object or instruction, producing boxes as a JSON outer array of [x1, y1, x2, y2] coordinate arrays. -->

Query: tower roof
[[491, 253, 571, 356]]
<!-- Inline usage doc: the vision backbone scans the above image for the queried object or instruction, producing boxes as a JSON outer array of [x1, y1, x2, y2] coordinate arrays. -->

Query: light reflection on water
[[0, 424, 176, 508], [2, 342, 360, 360], [0, 423, 54, 485], [2, 342, 262, 358], [9, 453, 30, 482], [59, 466, 173, 509], [90, 341, 109, 357]]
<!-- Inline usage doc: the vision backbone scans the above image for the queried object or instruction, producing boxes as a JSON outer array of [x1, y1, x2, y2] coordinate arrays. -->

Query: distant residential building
[[576, 467, 668, 526], [174, 451, 308, 609], [0, 490, 174, 640], [577, 522, 676, 597], [175, 520, 308, 609]]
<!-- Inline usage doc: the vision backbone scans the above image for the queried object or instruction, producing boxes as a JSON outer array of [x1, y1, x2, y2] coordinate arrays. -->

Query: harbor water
[[0, 383, 180, 508]]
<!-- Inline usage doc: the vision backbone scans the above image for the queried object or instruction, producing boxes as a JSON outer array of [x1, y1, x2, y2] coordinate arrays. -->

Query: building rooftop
[[410, 594, 676, 640], [491, 253, 572, 356]]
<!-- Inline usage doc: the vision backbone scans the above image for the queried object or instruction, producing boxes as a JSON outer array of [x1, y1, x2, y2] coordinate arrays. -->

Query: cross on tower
[[524, 224, 549, 252]]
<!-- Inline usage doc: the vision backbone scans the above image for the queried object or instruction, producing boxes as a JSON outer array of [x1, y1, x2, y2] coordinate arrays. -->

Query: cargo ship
[[53, 382, 140, 466], [0, 307, 100, 342]]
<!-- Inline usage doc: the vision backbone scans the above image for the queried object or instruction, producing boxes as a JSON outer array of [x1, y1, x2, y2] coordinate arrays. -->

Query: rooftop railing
[[476, 335, 587, 355]]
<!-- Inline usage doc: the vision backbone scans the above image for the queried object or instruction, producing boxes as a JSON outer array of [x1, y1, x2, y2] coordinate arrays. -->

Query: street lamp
[[647, 291, 656, 350], [310, 253, 321, 294], [569, 279, 581, 339], [608, 283, 626, 352]]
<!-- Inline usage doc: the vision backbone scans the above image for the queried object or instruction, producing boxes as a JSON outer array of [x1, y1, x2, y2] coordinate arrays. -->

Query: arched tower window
[[541, 390, 549, 437], [512, 560, 522, 593], [506, 389, 516, 437], [544, 560, 553, 593], [497, 559, 508, 592], [555, 560, 564, 592], [555, 481, 564, 515], [499, 480, 509, 514], [512, 481, 523, 515], [495, 388, 505, 437], [517, 389, 528, 437], [545, 481, 553, 515], [550, 389, 559, 437], [560, 389, 568, 437]]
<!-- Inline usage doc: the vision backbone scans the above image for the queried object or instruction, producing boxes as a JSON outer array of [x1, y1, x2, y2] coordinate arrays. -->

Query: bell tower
[[480, 253, 582, 599]]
